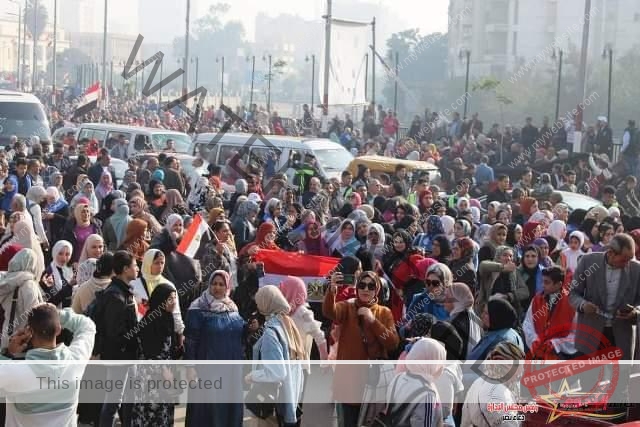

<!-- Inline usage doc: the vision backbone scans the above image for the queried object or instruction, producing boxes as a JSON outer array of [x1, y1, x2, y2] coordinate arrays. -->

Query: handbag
[[245, 326, 285, 420]]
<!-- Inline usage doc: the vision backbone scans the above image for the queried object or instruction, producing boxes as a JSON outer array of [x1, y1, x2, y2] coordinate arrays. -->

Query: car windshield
[[312, 148, 353, 172], [151, 133, 191, 153], [0, 102, 50, 142]]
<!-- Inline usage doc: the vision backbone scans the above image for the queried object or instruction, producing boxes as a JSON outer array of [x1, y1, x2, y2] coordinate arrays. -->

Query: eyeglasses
[[425, 280, 442, 287], [357, 281, 376, 291]]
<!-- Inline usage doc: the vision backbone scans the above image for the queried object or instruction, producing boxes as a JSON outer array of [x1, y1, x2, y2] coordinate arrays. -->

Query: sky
[[0, 0, 450, 41]]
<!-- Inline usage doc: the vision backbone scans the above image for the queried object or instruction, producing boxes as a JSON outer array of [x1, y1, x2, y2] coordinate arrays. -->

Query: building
[[448, 0, 640, 79], [0, 15, 70, 88], [58, 0, 101, 34], [68, 32, 142, 63]]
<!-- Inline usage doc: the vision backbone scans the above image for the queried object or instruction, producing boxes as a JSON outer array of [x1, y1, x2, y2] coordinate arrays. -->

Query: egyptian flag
[[73, 82, 100, 119], [254, 249, 340, 302], [176, 214, 209, 257]]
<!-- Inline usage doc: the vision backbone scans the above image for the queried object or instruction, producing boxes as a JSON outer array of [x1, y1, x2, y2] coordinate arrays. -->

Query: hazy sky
[[1, 0, 450, 40]]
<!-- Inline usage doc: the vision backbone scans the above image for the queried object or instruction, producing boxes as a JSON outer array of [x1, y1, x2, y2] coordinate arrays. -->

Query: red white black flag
[[73, 82, 100, 119]]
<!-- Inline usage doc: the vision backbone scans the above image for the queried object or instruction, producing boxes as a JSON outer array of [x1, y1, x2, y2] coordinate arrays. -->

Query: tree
[[25, 0, 48, 43]]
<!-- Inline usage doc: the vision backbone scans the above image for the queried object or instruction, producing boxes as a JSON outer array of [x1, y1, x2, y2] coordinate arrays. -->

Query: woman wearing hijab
[[160, 189, 190, 225], [40, 240, 75, 308], [128, 196, 162, 237], [440, 215, 455, 242], [0, 248, 44, 351], [364, 223, 386, 263], [297, 221, 329, 256], [431, 235, 452, 264], [326, 219, 360, 258], [546, 220, 567, 252], [26, 185, 48, 248], [444, 283, 483, 359], [12, 219, 46, 280], [449, 237, 477, 293], [150, 214, 201, 315], [131, 248, 184, 334], [95, 170, 114, 204], [71, 179, 100, 214], [147, 180, 167, 220], [414, 215, 444, 254], [103, 198, 131, 251], [462, 342, 525, 426], [516, 245, 543, 309], [532, 238, 553, 267], [280, 276, 328, 402], [184, 270, 244, 427], [95, 193, 119, 223], [561, 230, 585, 274], [186, 177, 211, 213], [44, 186, 69, 243], [78, 234, 105, 263], [468, 297, 524, 361], [247, 285, 305, 427], [72, 253, 113, 314], [323, 273, 399, 427], [119, 219, 150, 263], [63, 202, 103, 264], [478, 246, 529, 318], [385, 338, 445, 427], [520, 221, 541, 249], [382, 230, 425, 322], [131, 284, 179, 427], [506, 223, 524, 265], [231, 200, 260, 252], [477, 222, 508, 264]]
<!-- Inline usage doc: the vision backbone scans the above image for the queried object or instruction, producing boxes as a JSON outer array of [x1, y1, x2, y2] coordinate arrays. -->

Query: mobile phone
[[342, 274, 355, 285], [256, 263, 265, 278]]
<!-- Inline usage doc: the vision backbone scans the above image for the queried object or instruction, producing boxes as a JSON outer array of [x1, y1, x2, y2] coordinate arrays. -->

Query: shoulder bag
[[245, 326, 285, 419]]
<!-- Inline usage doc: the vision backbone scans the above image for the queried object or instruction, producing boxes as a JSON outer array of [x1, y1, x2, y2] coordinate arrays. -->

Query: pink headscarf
[[469, 199, 481, 209], [210, 270, 232, 297], [279, 276, 307, 315], [416, 257, 438, 280]]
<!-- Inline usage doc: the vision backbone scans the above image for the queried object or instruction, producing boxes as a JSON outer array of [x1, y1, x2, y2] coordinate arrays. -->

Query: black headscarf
[[567, 208, 587, 228], [96, 193, 118, 222], [432, 234, 452, 263], [140, 283, 176, 359], [431, 320, 464, 361], [487, 298, 517, 331]]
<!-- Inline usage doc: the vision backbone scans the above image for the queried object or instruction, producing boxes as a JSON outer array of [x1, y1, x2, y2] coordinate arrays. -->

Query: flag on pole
[[254, 250, 340, 302], [176, 214, 209, 257], [72, 82, 101, 119]]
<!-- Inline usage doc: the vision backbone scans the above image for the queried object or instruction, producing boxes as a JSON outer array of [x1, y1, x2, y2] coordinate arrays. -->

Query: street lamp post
[[305, 55, 316, 114], [190, 56, 199, 88], [552, 48, 563, 123], [216, 56, 224, 105], [109, 60, 113, 97], [263, 54, 272, 113], [459, 49, 471, 119], [21, 0, 26, 91], [158, 60, 163, 106], [603, 44, 613, 126], [247, 55, 255, 109], [182, 0, 190, 96], [31, 0, 39, 91], [102, 0, 108, 103], [52, 0, 57, 104]]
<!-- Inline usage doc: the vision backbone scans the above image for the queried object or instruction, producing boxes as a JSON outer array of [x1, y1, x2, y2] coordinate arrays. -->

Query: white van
[[0, 90, 51, 146], [189, 132, 354, 183], [75, 123, 191, 155]]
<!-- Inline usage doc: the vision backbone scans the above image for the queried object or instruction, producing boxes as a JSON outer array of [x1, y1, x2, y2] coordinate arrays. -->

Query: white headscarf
[[405, 338, 446, 381], [365, 223, 386, 258], [440, 215, 455, 241], [470, 206, 481, 224], [547, 220, 567, 251], [562, 230, 585, 272], [50, 240, 74, 292]]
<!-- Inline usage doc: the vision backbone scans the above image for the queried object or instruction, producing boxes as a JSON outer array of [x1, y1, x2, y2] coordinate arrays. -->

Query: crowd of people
[[0, 95, 640, 427]]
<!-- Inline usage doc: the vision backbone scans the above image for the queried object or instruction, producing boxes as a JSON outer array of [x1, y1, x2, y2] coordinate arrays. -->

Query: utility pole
[[102, 0, 108, 104], [364, 53, 368, 103], [183, 0, 190, 97], [553, 49, 563, 122], [371, 17, 376, 106], [52, 0, 57, 104], [249, 56, 255, 109], [266, 55, 271, 112], [22, 0, 26, 91], [575, 0, 591, 152], [322, 0, 332, 131], [603, 45, 613, 127], [31, 0, 38, 91]]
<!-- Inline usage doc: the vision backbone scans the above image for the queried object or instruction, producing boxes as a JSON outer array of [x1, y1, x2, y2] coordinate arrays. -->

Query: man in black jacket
[[487, 174, 511, 204], [97, 250, 139, 427]]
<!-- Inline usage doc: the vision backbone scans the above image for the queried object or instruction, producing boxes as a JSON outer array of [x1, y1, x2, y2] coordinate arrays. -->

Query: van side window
[[105, 132, 132, 149], [250, 147, 281, 170], [93, 130, 107, 146], [78, 129, 94, 142], [134, 134, 151, 151], [217, 145, 237, 166]]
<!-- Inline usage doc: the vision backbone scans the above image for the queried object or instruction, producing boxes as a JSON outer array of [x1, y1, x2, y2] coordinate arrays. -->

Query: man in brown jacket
[[162, 156, 185, 196]]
